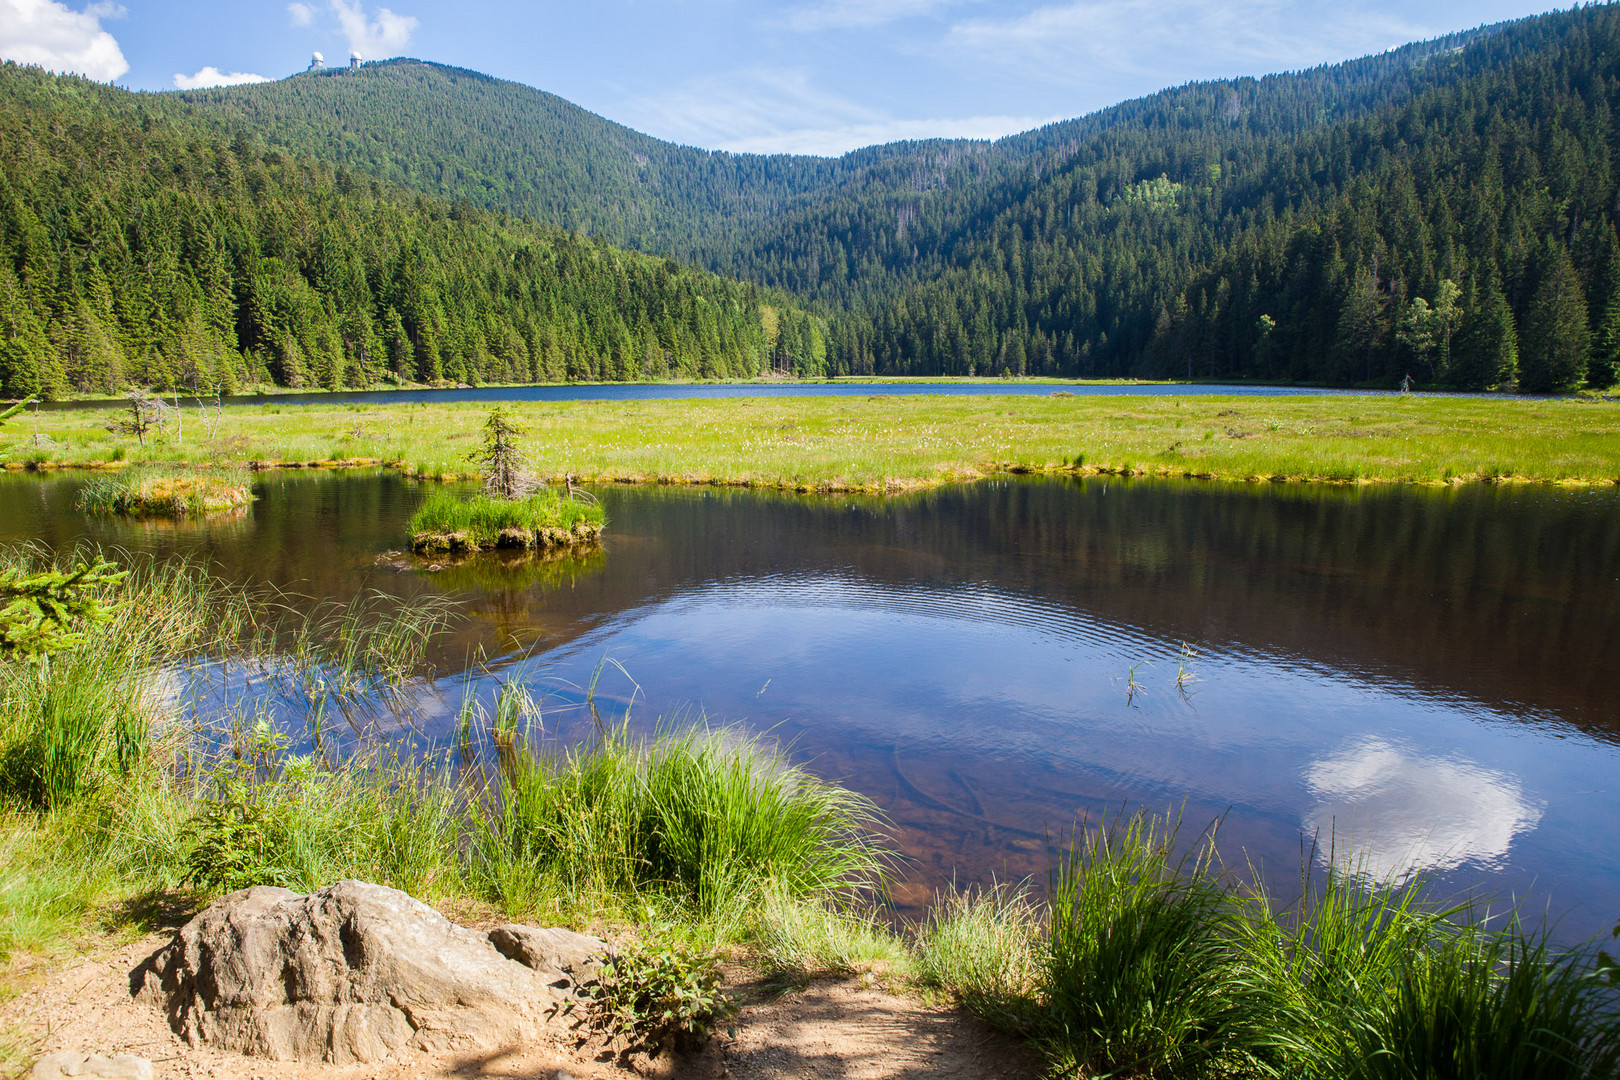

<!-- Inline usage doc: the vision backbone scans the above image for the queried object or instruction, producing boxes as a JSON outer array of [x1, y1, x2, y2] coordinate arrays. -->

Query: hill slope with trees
[[0, 66, 827, 399]]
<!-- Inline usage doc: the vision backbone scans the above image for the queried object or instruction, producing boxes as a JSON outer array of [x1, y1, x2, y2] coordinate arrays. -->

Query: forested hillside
[[847, 6, 1620, 389], [6, 5, 1620, 393], [0, 66, 826, 399]]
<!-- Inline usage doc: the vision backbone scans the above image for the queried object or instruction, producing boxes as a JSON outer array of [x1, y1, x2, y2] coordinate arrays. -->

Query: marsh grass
[[916, 883, 1044, 1031], [76, 465, 253, 517], [1041, 812, 1268, 1078], [1236, 862, 1620, 1080], [9, 394, 1617, 491], [409, 489, 605, 552], [912, 817, 1620, 1080], [473, 722, 891, 926], [752, 892, 914, 981]]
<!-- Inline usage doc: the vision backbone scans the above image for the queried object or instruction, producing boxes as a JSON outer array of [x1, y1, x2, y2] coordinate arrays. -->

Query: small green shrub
[[183, 776, 303, 892], [577, 938, 737, 1058]]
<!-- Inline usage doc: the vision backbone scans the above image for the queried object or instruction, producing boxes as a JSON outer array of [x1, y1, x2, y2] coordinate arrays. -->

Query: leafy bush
[[576, 938, 737, 1058]]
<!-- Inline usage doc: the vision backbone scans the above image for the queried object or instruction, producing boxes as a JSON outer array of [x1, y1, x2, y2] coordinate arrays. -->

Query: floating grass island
[[409, 489, 605, 554], [75, 466, 255, 518]]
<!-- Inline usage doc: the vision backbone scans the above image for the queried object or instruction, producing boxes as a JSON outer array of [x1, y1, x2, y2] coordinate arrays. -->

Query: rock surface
[[488, 924, 609, 982], [133, 880, 567, 1064], [31, 1052, 153, 1080]]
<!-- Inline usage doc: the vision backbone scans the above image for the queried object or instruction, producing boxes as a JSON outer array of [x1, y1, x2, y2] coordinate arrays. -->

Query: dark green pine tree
[[1331, 267, 1386, 384], [1587, 241, 1620, 389], [0, 265, 56, 399], [1517, 239, 1590, 393], [1451, 269, 1518, 390]]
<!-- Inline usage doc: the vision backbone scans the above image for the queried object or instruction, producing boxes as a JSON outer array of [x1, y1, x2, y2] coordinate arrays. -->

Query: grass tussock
[[75, 465, 254, 517], [917, 883, 1044, 1032], [916, 812, 1620, 1080], [409, 488, 605, 553], [474, 722, 890, 928]]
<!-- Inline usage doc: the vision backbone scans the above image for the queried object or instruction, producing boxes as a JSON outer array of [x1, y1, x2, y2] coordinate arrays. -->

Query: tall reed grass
[[918, 811, 1620, 1080], [473, 723, 890, 925]]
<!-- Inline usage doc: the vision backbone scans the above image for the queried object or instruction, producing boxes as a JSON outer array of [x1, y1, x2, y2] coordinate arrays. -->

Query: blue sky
[[0, 0, 1571, 156]]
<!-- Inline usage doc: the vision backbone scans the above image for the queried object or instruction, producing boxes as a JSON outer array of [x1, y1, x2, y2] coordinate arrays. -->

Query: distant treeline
[[0, 67, 827, 399]]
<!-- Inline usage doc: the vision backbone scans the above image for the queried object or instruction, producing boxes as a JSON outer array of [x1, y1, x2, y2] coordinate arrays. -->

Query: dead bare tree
[[110, 390, 175, 445], [194, 386, 224, 440]]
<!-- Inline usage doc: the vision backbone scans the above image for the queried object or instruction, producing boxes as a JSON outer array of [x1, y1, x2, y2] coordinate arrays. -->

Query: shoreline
[[4, 456, 1615, 494]]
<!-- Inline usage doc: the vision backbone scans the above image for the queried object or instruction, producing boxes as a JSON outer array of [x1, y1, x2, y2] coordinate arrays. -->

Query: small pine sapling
[[472, 405, 537, 500]]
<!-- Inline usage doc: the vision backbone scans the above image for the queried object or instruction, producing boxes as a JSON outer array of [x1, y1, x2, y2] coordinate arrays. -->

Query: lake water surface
[[2, 472, 1616, 933], [37, 380, 1416, 412]]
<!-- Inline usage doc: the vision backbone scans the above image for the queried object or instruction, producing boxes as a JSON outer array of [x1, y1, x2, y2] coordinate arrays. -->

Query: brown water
[[3, 471, 1617, 932]]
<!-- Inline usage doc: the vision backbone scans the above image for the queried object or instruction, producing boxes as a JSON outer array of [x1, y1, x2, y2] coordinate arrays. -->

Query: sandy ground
[[2, 933, 1041, 1080]]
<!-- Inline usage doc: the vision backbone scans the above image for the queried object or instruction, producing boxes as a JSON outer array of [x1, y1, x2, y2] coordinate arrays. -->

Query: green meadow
[[4, 392, 1617, 491]]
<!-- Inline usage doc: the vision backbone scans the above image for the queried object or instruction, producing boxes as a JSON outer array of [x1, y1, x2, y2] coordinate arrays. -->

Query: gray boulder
[[31, 1053, 153, 1080], [133, 880, 566, 1064], [488, 924, 609, 982]]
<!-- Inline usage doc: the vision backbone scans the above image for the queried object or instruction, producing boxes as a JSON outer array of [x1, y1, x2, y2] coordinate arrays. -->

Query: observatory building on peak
[[304, 49, 365, 76]]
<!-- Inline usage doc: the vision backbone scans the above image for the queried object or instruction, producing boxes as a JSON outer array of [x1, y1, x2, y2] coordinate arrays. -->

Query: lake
[[34, 379, 1424, 412], [2, 471, 1616, 933]]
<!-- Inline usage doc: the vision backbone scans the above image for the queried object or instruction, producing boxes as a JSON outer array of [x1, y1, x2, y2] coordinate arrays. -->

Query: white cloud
[[328, 0, 417, 59], [620, 67, 1053, 157], [787, 0, 964, 32], [0, 0, 128, 82], [173, 66, 270, 90], [1303, 737, 1544, 883], [944, 0, 1435, 86], [286, 1, 315, 27]]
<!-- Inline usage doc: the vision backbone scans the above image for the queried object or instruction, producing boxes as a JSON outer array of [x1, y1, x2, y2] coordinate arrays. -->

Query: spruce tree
[[1589, 276, 1620, 390], [1332, 267, 1385, 384], [1518, 240, 1590, 393], [1451, 271, 1518, 389]]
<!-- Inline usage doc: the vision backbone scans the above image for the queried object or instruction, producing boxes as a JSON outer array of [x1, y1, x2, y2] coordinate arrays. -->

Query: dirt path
[[3, 935, 1040, 1080]]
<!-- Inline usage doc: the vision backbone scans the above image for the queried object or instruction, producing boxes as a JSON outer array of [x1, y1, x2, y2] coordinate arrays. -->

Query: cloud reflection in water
[[1303, 737, 1544, 882]]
